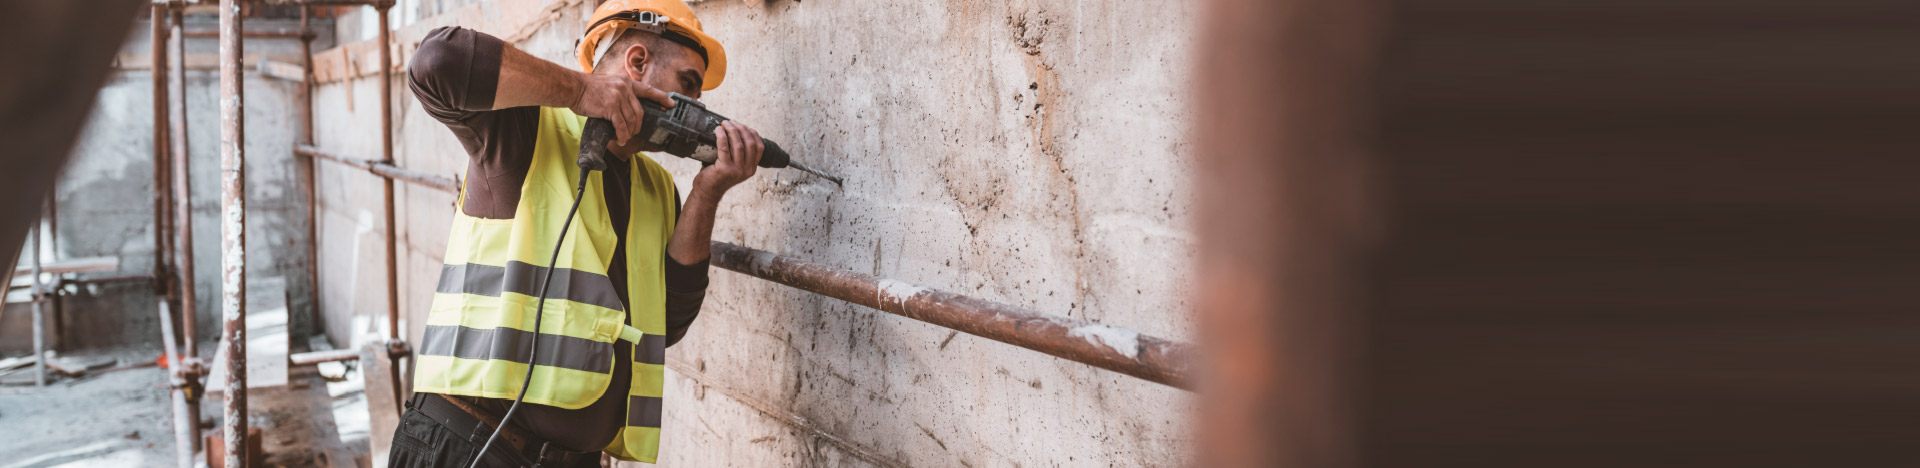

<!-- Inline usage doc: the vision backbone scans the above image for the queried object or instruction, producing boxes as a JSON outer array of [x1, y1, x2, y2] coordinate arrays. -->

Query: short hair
[[594, 29, 697, 75]]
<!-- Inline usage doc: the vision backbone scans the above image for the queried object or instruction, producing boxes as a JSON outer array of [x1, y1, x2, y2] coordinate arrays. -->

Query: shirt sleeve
[[408, 26, 500, 123], [407, 26, 537, 220], [662, 189, 710, 348]]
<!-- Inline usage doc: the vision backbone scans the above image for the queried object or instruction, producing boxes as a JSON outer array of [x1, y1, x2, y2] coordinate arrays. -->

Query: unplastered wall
[[311, 0, 1196, 465], [36, 17, 327, 351]]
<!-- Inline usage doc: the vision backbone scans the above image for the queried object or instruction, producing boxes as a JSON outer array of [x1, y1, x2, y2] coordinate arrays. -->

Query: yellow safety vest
[[414, 106, 676, 463]]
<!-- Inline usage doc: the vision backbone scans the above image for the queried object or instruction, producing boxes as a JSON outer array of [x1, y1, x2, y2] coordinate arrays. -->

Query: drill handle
[[578, 117, 618, 172], [578, 115, 791, 169], [757, 138, 790, 169]]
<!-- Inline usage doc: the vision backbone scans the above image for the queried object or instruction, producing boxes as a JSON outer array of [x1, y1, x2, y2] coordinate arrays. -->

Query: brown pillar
[[378, 5, 399, 344], [152, 4, 174, 306], [1192, 0, 1382, 466]]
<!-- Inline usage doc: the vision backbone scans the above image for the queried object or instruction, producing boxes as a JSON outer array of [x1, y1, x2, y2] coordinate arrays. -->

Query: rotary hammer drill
[[576, 92, 841, 185]]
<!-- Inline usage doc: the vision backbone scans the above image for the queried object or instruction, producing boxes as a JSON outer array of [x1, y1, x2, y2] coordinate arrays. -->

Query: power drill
[[577, 92, 842, 185]]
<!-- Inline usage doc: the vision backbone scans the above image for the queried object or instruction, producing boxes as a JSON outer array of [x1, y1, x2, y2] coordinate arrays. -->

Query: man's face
[[640, 44, 706, 100], [611, 41, 707, 155]]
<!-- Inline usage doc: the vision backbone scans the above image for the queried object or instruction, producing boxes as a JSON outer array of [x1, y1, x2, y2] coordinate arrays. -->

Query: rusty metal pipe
[[152, 3, 173, 301], [65, 274, 157, 287], [10, 274, 156, 293], [709, 242, 1192, 390], [298, 6, 323, 359], [288, 348, 360, 366], [170, 6, 198, 362], [30, 206, 45, 387], [183, 29, 309, 39], [290, 340, 407, 366], [169, 6, 202, 455], [217, 0, 249, 465], [369, 164, 458, 193], [44, 178, 57, 262], [377, 6, 398, 347], [149, 22, 180, 444], [294, 145, 372, 169], [293, 145, 459, 193]]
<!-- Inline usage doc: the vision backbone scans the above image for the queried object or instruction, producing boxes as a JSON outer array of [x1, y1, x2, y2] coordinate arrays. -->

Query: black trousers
[[388, 393, 601, 468]]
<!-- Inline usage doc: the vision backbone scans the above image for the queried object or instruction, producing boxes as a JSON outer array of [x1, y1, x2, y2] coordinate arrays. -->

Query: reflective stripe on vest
[[413, 107, 678, 463], [435, 261, 626, 311]]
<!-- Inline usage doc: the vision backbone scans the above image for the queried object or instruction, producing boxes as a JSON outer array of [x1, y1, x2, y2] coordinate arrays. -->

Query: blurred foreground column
[[1196, 0, 1920, 466], [1191, 0, 1381, 467]]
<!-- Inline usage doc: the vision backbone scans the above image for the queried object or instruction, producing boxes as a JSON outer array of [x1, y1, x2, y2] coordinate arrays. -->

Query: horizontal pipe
[[65, 274, 159, 287], [291, 146, 1189, 388], [289, 340, 408, 366], [182, 29, 310, 39], [294, 145, 457, 193], [294, 144, 370, 169], [370, 164, 457, 194], [288, 348, 357, 365], [710, 242, 1193, 390]]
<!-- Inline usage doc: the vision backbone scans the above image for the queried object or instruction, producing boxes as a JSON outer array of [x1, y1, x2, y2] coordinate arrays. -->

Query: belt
[[408, 393, 601, 468]]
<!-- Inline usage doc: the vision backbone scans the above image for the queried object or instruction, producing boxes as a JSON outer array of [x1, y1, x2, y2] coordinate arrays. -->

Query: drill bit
[[786, 160, 844, 186]]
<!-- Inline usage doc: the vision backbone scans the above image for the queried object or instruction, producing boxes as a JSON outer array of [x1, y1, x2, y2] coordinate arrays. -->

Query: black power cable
[[466, 167, 593, 468]]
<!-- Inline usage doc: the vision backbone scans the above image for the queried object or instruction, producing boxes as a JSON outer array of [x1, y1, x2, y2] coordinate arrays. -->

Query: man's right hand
[[570, 73, 675, 148]]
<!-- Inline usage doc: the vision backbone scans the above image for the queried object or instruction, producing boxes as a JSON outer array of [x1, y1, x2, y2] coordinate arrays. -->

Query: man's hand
[[668, 121, 763, 265], [692, 121, 764, 198], [569, 73, 674, 149]]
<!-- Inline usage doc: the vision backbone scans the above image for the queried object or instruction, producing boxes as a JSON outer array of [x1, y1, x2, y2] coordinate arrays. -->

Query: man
[[389, 0, 762, 466]]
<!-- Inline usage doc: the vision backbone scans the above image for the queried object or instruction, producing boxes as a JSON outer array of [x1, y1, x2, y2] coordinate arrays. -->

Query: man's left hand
[[693, 121, 762, 197]]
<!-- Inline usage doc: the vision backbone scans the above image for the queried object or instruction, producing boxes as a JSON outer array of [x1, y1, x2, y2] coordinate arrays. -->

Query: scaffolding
[[113, 1, 1199, 466]]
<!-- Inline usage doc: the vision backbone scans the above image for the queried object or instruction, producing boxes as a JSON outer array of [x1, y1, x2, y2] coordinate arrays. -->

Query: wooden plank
[[259, 59, 306, 82], [361, 342, 403, 468], [45, 355, 115, 376], [309, 0, 592, 84], [0, 355, 33, 371], [9, 256, 117, 277]]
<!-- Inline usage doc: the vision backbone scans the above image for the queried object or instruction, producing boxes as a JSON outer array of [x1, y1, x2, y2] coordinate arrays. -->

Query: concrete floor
[[0, 347, 367, 468]]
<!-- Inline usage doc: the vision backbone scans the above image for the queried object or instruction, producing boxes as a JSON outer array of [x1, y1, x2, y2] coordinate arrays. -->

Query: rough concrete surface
[[310, 0, 1197, 465], [0, 348, 180, 468]]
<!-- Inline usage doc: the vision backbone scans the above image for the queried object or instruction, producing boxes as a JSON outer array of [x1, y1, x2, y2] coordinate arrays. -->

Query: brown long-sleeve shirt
[[408, 26, 707, 452]]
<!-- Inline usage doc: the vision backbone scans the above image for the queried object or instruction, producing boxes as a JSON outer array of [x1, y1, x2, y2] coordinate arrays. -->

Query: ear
[[620, 43, 651, 81]]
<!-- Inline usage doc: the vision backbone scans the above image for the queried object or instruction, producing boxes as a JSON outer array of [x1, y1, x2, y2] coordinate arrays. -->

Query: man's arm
[[489, 36, 672, 148], [409, 27, 540, 219], [662, 191, 708, 347], [667, 121, 764, 265], [660, 121, 761, 346], [410, 27, 681, 219], [413, 26, 670, 149]]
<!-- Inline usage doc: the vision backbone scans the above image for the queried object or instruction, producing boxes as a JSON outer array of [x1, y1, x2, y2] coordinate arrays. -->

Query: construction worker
[[390, 0, 759, 466]]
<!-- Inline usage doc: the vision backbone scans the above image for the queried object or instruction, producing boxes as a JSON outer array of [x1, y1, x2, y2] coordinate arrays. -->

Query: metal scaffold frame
[[137, 1, 406, 467], [138, 0, 1198, 466]]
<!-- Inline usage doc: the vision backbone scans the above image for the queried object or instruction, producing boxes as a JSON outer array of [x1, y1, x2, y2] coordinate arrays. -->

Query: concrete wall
[[33, 16, 332, 352], [311, 0, 1196, 465]]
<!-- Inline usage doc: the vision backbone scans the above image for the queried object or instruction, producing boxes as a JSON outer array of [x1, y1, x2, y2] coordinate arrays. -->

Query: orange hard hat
[[577, 0, 727, 91]]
